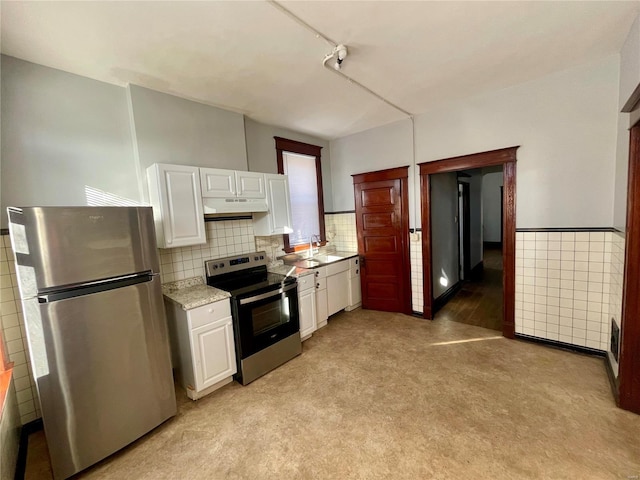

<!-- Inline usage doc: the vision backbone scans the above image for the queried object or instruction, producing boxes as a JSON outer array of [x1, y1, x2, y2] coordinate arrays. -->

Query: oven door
[[234, 282, 299, 359]]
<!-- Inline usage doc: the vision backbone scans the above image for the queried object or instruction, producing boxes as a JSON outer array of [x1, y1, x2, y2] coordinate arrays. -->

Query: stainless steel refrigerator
[[8, 206, 176, 479]]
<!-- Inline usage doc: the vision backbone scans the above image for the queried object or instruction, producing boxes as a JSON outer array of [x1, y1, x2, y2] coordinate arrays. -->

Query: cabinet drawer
[[297, 274, 315, 293], [327, 259, 349, 276], [188, 300, 232, 329], [314, 266, 327, 279], [315, 277, 327, 291]]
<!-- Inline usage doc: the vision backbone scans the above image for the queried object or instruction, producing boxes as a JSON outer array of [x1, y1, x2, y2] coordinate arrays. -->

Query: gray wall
[[431, 172, 459, 298], [0, 56, 331, 228], [1, 55, 138, 227], [244, 118, 333, 212], [128, 85, 248, 201], [482, 172, 503, 243]]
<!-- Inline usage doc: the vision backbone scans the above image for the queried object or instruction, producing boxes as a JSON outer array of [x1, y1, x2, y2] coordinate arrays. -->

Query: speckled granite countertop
[[162, 277, 230, 311], [267, 264, 315, 278]]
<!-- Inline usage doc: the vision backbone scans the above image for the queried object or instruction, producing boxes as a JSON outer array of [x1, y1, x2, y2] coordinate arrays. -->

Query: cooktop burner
[[204, 251, 295, 298]]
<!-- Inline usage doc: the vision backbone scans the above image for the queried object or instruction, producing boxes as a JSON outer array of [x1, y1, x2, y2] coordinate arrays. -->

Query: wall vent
[[610, 318, 620, 362]]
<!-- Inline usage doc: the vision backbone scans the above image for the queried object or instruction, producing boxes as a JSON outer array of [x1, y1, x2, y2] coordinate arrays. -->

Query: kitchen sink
[[281, 251, 356, 268], [310, 254, 344, 263]]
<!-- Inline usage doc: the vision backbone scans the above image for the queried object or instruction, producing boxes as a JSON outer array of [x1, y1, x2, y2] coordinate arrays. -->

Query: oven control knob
[[254, 256, 259, 261], [212, 265, 218, 269], [260, 255, 264, 259], [219, 263, 224, 268]]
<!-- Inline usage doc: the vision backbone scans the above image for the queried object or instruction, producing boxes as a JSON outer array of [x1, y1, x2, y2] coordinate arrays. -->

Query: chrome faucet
[[309, 234, 321, 256]]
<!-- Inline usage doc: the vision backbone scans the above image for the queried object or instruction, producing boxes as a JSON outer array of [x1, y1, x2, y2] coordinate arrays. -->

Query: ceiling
[[2, 1, 638, 140]]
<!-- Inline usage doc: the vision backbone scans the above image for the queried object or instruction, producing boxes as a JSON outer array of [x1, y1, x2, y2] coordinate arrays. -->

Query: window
[[274, 137, 325, 252]]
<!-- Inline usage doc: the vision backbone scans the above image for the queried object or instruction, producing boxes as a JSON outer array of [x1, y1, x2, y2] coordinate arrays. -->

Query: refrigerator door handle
[[37, 273, 155, 303]]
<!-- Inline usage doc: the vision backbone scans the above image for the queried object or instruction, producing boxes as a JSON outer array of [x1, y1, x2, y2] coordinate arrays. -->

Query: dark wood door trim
[[274, 137, 326, 252], [353, 166, 412, 315], [419, 147, 519, 339], [352, 165, 411, 184], [620, 121, 640, 414]]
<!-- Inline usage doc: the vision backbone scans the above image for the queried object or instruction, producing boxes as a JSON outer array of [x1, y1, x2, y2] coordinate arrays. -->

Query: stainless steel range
[[205, 252, 301, 385]]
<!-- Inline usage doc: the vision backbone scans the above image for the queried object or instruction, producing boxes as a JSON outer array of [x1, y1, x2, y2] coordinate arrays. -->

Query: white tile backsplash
[[159, 218, 257, 283], [324, 213, 357, 252]]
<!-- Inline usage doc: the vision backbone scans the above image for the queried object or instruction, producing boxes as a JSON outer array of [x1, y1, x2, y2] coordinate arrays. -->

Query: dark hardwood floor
[[435, 246, 503, 331]]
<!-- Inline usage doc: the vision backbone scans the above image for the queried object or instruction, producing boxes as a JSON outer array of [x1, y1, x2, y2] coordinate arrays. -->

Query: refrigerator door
[[8, 206, 160, 297], [24, 275, 176, 480]]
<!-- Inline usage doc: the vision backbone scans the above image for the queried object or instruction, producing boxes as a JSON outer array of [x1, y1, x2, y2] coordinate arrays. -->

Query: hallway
[[435, 246, 503, 331]]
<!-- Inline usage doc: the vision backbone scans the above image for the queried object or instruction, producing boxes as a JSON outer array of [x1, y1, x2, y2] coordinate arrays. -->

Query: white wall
[[415, 55, 619, 229], [482, 172, 503, 243], [0, 55, 138, 227], [431, 172, 459, 298], [329, 55, 620, 230], [614, 14, 640, 231], [329, 118, 415, 222], [244, 118, 333, 211]]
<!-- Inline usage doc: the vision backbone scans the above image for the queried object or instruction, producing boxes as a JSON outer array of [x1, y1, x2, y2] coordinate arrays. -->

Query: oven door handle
[[239, 283, 297, 305]]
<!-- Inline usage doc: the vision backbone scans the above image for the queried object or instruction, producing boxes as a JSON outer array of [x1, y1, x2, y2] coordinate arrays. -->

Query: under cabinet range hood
[[202, 197, 268, 214]]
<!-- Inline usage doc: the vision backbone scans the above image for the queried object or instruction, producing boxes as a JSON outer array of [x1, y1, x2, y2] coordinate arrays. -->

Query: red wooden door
[[353, 167, 411, 314]]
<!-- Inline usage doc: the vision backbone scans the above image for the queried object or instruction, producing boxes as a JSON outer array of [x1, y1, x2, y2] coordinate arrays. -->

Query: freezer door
[[23, 275, 176, 480], [8, 206, 160, 296]]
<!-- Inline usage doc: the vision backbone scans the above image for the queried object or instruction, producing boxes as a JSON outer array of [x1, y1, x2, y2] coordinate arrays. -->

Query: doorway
[[352, 166, 412, 314], [418, 147, 518, 338]]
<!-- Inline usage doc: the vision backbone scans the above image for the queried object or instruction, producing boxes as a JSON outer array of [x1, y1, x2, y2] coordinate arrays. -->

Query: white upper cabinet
[[236, 171, 266, 198], [200, 168, 265, 199], [147, 164, 206, 249], [252, 173, 293, 236], [200, 168, 236, 197]]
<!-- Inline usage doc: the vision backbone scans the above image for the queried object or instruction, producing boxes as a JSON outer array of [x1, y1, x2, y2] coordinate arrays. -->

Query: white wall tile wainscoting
[[410, 231, 424, 314], [515, 230, 624, 357], [0, 236, 40, 426]]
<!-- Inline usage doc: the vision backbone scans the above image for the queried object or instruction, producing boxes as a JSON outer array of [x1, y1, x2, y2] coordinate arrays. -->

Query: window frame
[[274, 137, 325, 253]]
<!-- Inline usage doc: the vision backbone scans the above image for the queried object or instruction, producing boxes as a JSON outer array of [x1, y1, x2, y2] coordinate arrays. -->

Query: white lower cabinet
[[298, 274, 317, 340], [164, 298, 237, 400], [327, 260, 350, 316], [314, 267, 328, 328]]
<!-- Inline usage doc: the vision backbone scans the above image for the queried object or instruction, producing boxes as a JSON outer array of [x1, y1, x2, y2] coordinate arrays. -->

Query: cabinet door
[[316, 287, 328, 328], [327, 271, 350, 316], [299, 289, 317, 339], [191, 318, 237, 391], [149, 164, 206, 248], [265, 174, 293, 234], [236, 171, 266, 199], [200, 168, 236, 198]]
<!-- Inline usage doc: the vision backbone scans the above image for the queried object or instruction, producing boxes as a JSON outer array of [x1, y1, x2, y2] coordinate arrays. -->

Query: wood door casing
[[419, 147, 518, 338], [353, 166, 412, 314], [619, 121, 640, 414]]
